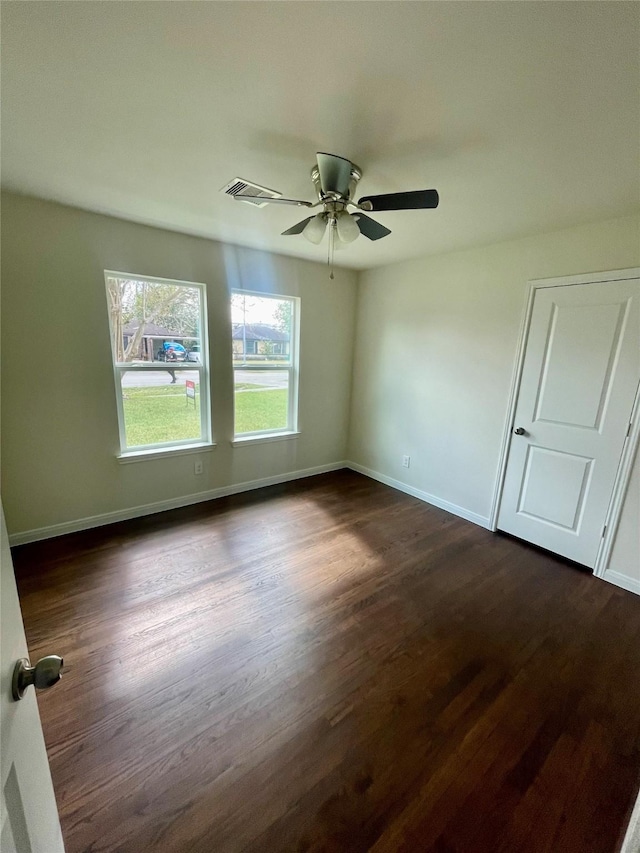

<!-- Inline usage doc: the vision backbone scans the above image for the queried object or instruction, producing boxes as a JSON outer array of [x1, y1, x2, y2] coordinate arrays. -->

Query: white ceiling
[[2, 2, 639, 270]]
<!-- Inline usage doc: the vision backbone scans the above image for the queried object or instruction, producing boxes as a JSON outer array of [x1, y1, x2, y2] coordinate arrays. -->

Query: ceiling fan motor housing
[[311, 161, 362, 203]]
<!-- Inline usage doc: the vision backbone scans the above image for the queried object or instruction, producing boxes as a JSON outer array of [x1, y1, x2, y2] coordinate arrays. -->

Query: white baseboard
[[14, 460, 635, 596], [345, 461, 492, 530], [8, 461, 347, 546], [601, 570, 640, 596]]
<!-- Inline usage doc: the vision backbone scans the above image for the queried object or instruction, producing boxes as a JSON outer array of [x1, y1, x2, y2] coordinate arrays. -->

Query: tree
[[230, 293, 258, 324], [106, 278, 126, 361], [231, 293, 259, 361], [273, 300, 292, 336], [107, 277, 200, 362]]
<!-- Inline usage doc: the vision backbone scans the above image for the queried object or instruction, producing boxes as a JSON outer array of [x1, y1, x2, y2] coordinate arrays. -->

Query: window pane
[[234, 369, 289, 434], [121, 369, 201, 448], [106, 275, 201, 365], [231, 294, 292, 366]]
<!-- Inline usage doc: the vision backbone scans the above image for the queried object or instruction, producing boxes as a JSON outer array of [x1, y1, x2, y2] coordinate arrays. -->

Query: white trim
[[231, 290, 300, 440], [620, 784, 640, 853], [600, 571, 640, 596], [231, 431, 300, 447], [594, 382, 640, 579], [346, 462, 491, 529], [8, 460, 496, 547], [488, 282, 537, 530], [489, 268, 640, 583], [104, 269, 208, 289], [8, 462, 346, 546], [528, 267, 640, 290], [117, 441, 217, 463], [104, 271, 212, 454]]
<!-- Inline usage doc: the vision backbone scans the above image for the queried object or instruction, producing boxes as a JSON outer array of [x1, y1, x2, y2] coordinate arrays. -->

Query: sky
[[230, 293, 282, 325]]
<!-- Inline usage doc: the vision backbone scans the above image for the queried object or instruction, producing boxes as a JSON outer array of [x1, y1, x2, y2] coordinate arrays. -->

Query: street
[[120, 369, 287, 389]]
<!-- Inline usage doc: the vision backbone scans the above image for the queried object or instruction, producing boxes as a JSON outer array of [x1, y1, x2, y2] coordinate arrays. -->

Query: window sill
[[117, 442, 217, 464], [231, 431, 301, 448]]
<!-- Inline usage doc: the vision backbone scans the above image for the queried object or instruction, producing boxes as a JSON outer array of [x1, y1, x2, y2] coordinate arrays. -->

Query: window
[[231, 291, 299, 439], [105, 272, 210, 455]]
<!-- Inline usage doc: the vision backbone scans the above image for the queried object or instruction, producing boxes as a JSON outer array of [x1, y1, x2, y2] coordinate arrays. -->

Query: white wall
[[0, 193, 357, 538], [2, 195, 638, 592], [348, 214, 640, 590]]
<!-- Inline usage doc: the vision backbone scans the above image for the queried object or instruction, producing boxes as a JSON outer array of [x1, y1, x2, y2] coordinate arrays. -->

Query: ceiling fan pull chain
[[328, 219, 335, 280], [327, 225, 331, 272]]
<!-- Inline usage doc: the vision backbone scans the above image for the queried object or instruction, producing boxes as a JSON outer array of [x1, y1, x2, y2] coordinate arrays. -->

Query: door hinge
[[626, 421, 632, 438], [601, 524, 607, 538]]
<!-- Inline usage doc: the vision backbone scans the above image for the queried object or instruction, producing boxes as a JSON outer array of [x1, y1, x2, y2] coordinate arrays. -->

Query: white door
[[1, 503, 65, 852], [498, 277, 639, 567]]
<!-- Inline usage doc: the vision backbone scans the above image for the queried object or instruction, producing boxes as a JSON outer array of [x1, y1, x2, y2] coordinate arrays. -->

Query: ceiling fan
[[229, 152, 439, 278]]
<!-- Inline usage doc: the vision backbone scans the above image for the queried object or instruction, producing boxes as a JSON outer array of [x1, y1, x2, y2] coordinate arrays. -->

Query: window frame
[[231, 290, 300, 441], [104, 270, 212, 456]]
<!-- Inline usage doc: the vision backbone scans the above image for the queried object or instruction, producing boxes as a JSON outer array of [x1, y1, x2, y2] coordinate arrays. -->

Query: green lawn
[[123, 386, 200, 446], [234, 388, 288, 434], [122, 383, 288, 446]]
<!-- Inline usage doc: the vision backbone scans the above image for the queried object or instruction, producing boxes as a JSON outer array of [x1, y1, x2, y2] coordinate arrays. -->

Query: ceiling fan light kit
[[302, 212, 328, 244], [226, 152, 439, 278], [336, 210, 360, 243]]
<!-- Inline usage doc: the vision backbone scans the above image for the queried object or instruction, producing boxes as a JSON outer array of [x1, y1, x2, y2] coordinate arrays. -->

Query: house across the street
[[232, 323, 289, 359], [122, 321, 194, 361]]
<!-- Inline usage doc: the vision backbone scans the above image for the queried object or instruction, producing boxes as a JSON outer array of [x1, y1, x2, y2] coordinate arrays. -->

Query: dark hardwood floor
[[13, 470, 640, 853]]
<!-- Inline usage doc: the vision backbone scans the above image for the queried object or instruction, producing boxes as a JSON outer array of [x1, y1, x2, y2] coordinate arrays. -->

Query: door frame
[[488, 267, 640, 579]]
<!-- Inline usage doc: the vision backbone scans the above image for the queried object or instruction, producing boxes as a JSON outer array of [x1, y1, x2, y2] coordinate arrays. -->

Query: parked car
[[186, 345, 200, 363], [155, 342, 187, 362]]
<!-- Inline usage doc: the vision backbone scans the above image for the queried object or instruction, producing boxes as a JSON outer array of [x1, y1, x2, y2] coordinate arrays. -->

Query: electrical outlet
[[194, 460, 204, 475], [402, 455, 410, 468]]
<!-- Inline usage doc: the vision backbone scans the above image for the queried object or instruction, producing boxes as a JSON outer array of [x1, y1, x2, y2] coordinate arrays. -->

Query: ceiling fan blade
[[316, 152, 352, 197], [281, 217, 313, 236], [233, 195, 313, 207], [354, 214, 391, 241], [358, 189, 439, 211]]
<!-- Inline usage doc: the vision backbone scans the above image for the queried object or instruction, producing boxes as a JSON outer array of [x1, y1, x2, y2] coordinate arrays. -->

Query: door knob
[[513, 427, 526, 436], [12, 655, 64, 701]]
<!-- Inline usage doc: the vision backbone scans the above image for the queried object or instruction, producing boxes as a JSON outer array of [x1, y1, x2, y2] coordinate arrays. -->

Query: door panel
[[498, 278, 639, 567], [1, 504, 64, 853], [534, 300, 627, 429], [517, 446, 592, 530]]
